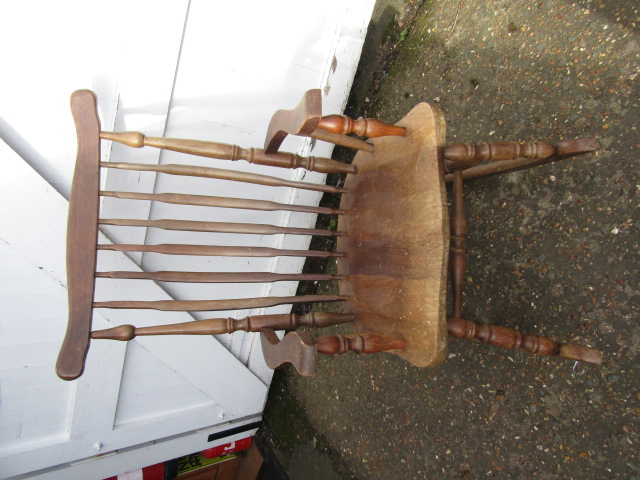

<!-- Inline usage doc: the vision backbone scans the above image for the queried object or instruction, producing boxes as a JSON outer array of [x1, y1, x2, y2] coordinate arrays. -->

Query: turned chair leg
[[443, 137, 600, 181], [445, 164, 602, 365], [447, 317, 602, 365]]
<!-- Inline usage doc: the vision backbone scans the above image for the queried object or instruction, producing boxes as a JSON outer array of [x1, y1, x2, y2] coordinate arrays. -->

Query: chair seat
[[337, 103, 449, 367]]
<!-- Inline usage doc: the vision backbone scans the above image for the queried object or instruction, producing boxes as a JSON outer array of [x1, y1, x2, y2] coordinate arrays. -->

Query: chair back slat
[[100, 161, 347, 194], [99, 218, 341, 236], [93, 295, 347, 312], [100, 190, 345, 215], [95, 271, 342, 283], [97, 243, 343, 258]]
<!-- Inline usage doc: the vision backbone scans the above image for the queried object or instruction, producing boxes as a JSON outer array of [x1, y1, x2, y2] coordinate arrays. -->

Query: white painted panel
[[0, 0, 188, 199]]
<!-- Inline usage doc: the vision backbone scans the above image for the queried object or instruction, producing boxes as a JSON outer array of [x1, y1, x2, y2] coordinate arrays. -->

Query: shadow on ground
[[259, 0, 639, 478]]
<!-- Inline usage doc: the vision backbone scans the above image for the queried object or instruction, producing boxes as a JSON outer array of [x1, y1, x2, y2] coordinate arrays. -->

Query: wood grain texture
[[337, 103, 449, 368], [56, 90, 101, 381], [447, 317, 602, 364], [100, 161, 347, 194], [90, 312, 355, 340], [100, 190, 345, 215], [100, 130, 355, 174]]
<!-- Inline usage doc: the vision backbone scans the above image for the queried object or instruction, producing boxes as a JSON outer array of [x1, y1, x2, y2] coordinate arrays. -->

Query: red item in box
[[201, 437, 253, 458]]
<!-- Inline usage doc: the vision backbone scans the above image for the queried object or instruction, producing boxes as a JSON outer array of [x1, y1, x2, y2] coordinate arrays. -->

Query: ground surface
[[260, 0, 639, 478]]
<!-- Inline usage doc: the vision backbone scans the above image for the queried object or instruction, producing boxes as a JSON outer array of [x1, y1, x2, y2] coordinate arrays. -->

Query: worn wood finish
[[58, 89, 603, 381], [260, 328, 318, 376], [263, 89, 322, 154], [99, 218, 342, 237], [444, 137, 600, 181], [317, 115, 406, 138], [100, 162, 347, 194], [94, 294, 347, 311], [259, 328, 406, 376], [97, 243, 343, 258], [315, 333, 405, 355], [56, 90, 101, 381], [263, 88, 373, 154], [449, 170, 467, 319], [95, 270, 342, 283], [100, 130, 356, 174], [101, 190, 345, 215], [90, 312, 355, 340], [447, 317, 602, 364], [337, 103, 450, 368], [444, 140, 555, 170]]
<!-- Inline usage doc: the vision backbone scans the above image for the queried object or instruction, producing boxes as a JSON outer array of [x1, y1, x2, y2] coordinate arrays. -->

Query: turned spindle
[[90, 312, 356, 340], [100, 130, 355, 174], [100, 161, 347, 194], [449, 170, 466, 319], [447, 317, 602, 365], [317, 115, 406, 138], [315, 333, 405, 355]]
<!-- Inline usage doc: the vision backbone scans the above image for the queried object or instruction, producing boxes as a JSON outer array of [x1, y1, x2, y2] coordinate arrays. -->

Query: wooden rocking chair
[[56, 89, 601, 381]]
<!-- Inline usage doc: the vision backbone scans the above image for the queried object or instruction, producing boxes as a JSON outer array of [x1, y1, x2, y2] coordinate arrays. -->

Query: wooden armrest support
[[260, 328, 318, 376], [56, 90, 101, 381], [263, 88, 373, 154]]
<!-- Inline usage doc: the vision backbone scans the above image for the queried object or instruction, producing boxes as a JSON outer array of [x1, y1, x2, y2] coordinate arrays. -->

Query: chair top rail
[[56, 90, 101, 381]]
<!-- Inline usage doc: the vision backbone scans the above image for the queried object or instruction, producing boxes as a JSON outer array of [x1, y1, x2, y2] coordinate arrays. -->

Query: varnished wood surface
[[317, 115, 406, 138], [444, 137, 600, 181], [101, 190, 345, 215], [56, 90, 101, 381], [337, 103, 450, 367], [315, 333, 406, 355], [444, 140, 555, 170], [101, 130, 355, 174], [447, 317, 602, 364], [264, 88, 322, 154], [101, 161, 347, 194], [263, 88, 374, 154], [449, 170, 467, 319], [90, 312, 355, 340], [94, 294, 347, 311]]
